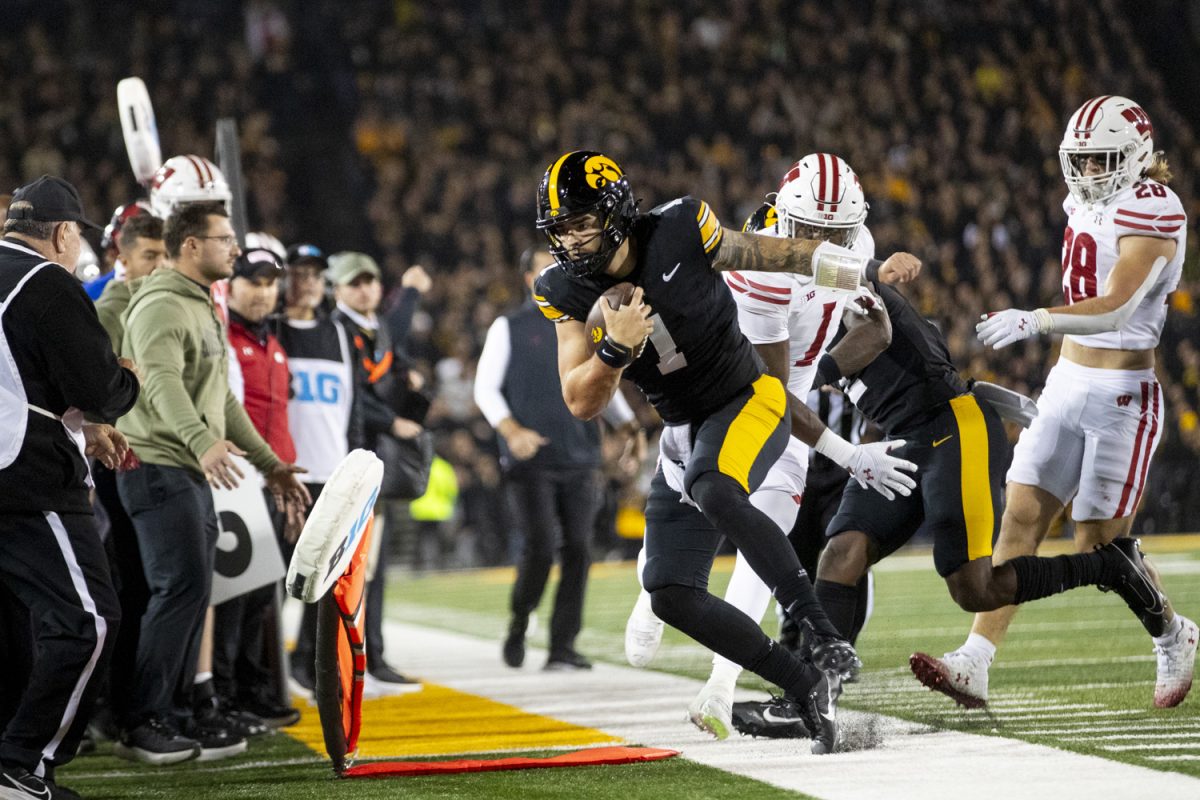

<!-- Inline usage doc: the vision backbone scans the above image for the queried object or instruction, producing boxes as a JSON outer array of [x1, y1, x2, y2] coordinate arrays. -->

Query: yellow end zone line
[[288, 682, 618, 759]]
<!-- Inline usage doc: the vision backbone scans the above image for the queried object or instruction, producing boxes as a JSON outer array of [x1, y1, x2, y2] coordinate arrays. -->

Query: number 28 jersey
[[534, 197, 764, 424], [1061, 179, 1186, 351]]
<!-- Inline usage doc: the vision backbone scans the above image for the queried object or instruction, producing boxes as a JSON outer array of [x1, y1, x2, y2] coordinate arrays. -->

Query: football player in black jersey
[[804, 266, 1169, 707], [532, 150, 921, 753]]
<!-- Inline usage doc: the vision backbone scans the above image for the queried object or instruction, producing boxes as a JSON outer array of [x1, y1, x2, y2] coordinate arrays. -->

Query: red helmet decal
[[1120, 106, 1153, 138]]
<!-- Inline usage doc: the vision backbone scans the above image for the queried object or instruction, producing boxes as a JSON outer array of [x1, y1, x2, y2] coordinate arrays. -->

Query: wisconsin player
[[686, 155, 907, 739], [534, 150, 919, 753], [913, 96, 1196, 709]]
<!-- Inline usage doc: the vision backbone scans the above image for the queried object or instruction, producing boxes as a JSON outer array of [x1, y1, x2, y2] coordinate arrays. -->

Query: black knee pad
[[687, 471, 745, 522]]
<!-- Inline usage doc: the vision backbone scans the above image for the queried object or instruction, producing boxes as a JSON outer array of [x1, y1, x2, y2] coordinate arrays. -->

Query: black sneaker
[[544, 650, 592, 671], [793, 671, 840, 755], [181, 714, 248, 762], [206, 704, 269, 738], [731, 697, 810, 739], [502, 630, 525, 668], [113, 715, 201, 765], [368, 663, 419, 686], [1098, 537, 1166, 617], [238, 697, 301, 728], [802, 620, 862, 682]]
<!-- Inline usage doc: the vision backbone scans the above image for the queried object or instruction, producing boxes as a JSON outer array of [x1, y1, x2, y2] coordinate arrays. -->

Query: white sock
[[1153, 614, 1183, 645], [193, 671, 213, 685], [706, 658, 741, 699], [959, 633, 997, 665]]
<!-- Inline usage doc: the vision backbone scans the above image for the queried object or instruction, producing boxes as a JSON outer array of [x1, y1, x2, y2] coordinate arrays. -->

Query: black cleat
[[795, 671, 840, 755], [1098, 537, 1166, 617], [544, 650, 592, 671], [803, 620, 862, 682], [731, 697, 810, 739]]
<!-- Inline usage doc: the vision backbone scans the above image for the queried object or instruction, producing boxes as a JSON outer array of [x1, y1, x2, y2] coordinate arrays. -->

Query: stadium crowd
[[1, 0, 1198, 792]]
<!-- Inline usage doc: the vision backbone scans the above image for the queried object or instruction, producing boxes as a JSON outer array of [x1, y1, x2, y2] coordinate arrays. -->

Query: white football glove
[[844, 284, 881, 317], [976, 308, 1051, 349], [845, 440, 918, 500]]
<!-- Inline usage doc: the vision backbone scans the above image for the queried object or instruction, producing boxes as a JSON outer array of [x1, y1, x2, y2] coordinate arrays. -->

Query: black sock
[[1009, 551, 1107, 604], [650, 585, 820, 696], [815, 579, 859, 640], [848, 574, 871, 644]]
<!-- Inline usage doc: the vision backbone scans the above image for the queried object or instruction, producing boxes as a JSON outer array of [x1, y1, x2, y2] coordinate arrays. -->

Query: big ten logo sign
[[294, 369, 342, 404]]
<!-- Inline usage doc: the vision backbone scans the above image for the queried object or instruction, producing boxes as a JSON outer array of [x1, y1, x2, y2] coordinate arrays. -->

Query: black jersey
[[840, 283, 967, 435], [534, 197, 764, 424]]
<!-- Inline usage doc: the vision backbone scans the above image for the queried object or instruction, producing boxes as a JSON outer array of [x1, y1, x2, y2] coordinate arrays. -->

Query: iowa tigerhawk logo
[[584, 155, 622, 189], [591, 325, 604, 344]]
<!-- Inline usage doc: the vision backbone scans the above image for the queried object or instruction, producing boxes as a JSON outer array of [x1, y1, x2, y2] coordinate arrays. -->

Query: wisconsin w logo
[[1117, 394, 1133, 407], [1121, 106, 1153, 138]]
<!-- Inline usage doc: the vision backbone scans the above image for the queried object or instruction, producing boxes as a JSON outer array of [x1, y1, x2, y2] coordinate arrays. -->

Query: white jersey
[[724, 225, 876, 397], [1061, 179, 1186, 350]]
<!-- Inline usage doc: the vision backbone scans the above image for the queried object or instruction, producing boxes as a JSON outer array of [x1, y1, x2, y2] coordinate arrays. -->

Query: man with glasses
[[115, 202, 310, 764]]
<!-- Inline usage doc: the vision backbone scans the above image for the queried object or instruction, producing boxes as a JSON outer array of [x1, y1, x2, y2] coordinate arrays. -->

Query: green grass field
[[61, 538, 1200, 798]]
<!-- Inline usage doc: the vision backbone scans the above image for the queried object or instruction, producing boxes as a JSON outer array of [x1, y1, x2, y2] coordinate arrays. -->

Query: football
[[584, 282, 639, 354]]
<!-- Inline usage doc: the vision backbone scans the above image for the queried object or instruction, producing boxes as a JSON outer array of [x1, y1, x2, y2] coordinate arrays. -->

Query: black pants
[[0, 511, 119, 777], [94, 462, 147, 719], [285, 483, 322, 679], [506, 467, 599, 657], [117, 464, 218, 721]]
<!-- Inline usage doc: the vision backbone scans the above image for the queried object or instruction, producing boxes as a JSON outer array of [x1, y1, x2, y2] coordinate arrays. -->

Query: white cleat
[[909, 649, 989, 709], [624, 590, 664, 668], [1154, 614, 1198, 708], [687, 684, 734, 740]]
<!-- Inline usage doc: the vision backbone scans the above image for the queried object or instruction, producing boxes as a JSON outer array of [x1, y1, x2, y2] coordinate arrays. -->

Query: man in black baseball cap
[[4, 175, 102, 275]]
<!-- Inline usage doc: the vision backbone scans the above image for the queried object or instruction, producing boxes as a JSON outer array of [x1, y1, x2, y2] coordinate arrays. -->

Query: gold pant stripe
[[718, 375, 786, 492], [950, 395, 993, 561]]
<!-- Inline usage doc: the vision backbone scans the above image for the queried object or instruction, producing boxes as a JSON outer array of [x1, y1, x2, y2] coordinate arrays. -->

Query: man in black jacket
[[0, 176, 140, 797]]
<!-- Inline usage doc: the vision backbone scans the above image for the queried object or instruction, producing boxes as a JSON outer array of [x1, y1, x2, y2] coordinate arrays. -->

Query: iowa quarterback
[[531, 150, 918, 753]]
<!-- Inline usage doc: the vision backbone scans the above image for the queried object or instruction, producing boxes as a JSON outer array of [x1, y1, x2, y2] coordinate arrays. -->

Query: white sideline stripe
[[989, 710, 1146, 722], [41, 511, 108, 778], [1026, 725, 1200, 736], [379, 620, 1200, 800], [1145, 756, 1200, 762], [1105, 743, 1200, 752]]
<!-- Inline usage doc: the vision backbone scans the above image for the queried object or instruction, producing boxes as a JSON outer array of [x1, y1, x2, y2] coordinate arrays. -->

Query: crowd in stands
[[3, 0, 1199, 557]]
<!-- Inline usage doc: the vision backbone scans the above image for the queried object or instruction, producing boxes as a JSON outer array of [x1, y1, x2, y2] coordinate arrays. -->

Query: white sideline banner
[[210, 455, 285, 605]]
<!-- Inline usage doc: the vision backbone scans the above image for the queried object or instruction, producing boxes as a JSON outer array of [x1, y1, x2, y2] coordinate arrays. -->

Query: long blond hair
[[1146, 151, 1172, 184]]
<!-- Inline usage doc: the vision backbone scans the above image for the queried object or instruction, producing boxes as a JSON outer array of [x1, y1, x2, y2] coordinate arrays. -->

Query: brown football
[[585, 282, 638, 354]]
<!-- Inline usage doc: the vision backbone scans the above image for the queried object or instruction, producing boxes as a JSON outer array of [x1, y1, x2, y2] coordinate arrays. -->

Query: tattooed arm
[[711, 230, 820, 276]]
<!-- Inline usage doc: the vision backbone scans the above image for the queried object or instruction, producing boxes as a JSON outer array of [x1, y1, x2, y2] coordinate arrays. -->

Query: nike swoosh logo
[[663, 262, 682, 282], [3, 774, 49, 800], [932, 435, 953, 447]]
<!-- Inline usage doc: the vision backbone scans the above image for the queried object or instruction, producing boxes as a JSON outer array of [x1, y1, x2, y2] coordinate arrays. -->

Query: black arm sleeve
[[29, 269, 139, 421]]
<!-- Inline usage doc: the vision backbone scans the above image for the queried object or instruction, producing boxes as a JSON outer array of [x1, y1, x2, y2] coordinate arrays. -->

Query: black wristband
[[814, 353, 843, 388], [865, 258, 881, 284], [596, 334, 635, 369]]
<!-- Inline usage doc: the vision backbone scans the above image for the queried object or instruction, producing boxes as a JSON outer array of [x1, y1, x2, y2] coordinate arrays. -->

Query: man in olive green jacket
[[94, 213, 168, 353], [113, 202, 309, 765]]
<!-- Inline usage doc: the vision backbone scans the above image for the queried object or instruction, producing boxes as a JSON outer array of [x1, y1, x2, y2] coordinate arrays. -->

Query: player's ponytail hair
[[1145, 151, 1172, 184]]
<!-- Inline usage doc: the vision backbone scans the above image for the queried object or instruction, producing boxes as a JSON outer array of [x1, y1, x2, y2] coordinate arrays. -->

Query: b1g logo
[[294, 370, 342, 404], [584, 155, 622, 189]]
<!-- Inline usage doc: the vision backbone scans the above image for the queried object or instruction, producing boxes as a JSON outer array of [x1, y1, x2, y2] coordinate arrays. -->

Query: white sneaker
[[1154, 614, 1198, 708], [909, 649, 989, 708], [624, 590, 664, 668], [687, 683, 733, 740]]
